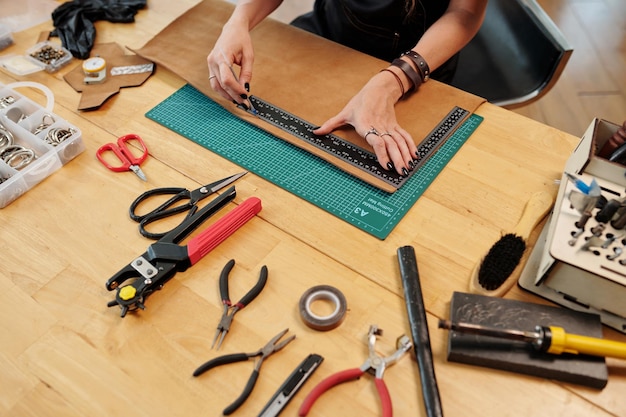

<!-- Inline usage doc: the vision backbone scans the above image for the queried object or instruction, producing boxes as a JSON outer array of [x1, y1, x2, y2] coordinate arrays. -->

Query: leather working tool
[[298, 325, 412, 417], [245, 96, 469, 192], [439, 320, 626, 359], [96, 133, 149, 181], [212, 258, 268, 350], [129, 171, 247, 239], [258, 353, 324, 417], [193, 328, 296, 416], [105, 186, 262, 317], [397, 245, 443, 417]]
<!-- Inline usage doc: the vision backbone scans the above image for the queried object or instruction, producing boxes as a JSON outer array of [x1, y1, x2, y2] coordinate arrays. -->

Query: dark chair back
[[450, 0, 573, 109]]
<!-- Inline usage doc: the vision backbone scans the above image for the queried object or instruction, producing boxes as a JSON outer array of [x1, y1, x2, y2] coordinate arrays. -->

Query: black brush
[[470, 191, 554, 297]]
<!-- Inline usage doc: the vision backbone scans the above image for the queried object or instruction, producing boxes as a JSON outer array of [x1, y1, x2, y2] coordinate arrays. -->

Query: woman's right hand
[[207, 20, 254, 105]]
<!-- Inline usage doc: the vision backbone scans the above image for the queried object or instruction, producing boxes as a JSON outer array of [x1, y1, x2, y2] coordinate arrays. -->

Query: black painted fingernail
[[232, 100, 238, 105], [240, 102, 249, 111], [387, 162, 394, 170], [311, 126, 321, 130], [240, 93, 248, 99], [402, 167, 409, 176], [408, 160, 415, 169], [244, 82, 250, 92]]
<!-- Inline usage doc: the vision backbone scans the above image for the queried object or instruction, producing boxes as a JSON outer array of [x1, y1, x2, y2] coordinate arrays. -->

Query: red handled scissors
[[96, 134, 149, 181]]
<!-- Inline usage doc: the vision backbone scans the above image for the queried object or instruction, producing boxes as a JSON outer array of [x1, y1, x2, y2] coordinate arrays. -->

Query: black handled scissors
[[129, 172, 247, 239]]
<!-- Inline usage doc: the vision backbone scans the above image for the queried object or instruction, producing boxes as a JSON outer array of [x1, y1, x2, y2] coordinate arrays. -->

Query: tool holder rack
[[0, 82, 84, 208], [520, 118, 626, 333]]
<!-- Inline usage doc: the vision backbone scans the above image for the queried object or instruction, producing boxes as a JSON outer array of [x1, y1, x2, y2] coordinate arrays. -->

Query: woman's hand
[[207, 21, 254, 105], [313, 70, 418, 176]]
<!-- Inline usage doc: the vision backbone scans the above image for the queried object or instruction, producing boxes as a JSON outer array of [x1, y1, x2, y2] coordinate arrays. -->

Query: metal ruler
[[248, 95, 469, 190], [146, 84, 483, 239]]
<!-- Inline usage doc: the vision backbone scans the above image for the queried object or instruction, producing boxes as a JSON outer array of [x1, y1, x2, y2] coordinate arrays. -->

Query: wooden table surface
[[1, 2, 625, 416]]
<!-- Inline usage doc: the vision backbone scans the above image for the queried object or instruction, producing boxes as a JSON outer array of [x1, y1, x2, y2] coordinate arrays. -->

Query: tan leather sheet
[[65, 43, 154, 110], [134, 0, 485, 192]]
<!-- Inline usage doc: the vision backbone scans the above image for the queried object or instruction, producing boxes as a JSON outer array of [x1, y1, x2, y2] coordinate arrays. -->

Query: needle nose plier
[[299, 325, 412, 417], [193, 328, 296, 415], [212, 259, 268, 349]]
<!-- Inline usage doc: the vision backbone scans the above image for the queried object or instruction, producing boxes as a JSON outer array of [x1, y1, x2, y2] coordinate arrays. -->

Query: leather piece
[[64, 43, 154, 110], [134, 0, 485, 191]]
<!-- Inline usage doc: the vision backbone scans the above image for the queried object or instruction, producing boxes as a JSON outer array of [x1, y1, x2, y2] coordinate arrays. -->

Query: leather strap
[[391, 58, 422, 92], [402, 50, 431, 82]]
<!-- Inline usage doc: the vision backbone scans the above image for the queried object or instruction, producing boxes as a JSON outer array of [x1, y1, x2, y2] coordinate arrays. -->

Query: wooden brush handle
[[512, 191, 555, 239], [469, 190, 555, 298]]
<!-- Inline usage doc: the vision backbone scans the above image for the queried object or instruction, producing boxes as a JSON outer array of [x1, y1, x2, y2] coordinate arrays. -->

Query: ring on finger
[[364, 127, 379, 141], [380, 132, 393, 138], [209, 75, 217, 80]]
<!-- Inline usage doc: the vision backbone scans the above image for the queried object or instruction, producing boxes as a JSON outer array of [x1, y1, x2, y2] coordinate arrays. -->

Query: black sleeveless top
[[291, 0, 457, 82]]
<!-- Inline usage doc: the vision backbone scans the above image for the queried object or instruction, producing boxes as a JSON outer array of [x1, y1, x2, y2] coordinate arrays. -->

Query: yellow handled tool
[[546, 325, 626, 359], [439, 320, 626, 359]]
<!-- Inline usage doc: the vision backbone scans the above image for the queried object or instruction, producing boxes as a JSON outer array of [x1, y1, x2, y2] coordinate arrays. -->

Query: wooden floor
[[269, 0, 626, 138], [516, 0, 626, 137]]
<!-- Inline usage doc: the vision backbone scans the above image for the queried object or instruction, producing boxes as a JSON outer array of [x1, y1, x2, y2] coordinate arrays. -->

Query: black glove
[[51, 0, 147, 59]]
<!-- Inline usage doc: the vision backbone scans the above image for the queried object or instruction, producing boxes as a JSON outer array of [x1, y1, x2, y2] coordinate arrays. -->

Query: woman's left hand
[[312, 71, 418, 176]]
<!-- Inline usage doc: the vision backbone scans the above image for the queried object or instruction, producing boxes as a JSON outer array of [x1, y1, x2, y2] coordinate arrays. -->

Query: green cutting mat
[[146, 84, 482, 239]]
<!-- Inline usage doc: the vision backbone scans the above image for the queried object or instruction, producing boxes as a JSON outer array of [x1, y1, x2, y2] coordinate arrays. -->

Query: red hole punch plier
[[105, 186, 262, 317], [299, 325, 412, 417]]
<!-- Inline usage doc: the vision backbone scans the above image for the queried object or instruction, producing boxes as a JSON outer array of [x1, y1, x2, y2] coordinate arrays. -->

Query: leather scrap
[[64, 42, 154, 110]]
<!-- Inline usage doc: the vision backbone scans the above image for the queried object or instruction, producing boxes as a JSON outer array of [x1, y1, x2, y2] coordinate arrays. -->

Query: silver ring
[[0, 126, 14, 151], [364, 127, 379, 141], [32, 114, 56, 135], [4, 147, 35, 170], [209, 75, 217, 80], [381, 132, 393, 138]]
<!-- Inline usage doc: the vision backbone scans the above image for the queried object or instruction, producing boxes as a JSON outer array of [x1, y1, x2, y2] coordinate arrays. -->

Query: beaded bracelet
[[401, 50, 430, 82], [391, 58, 422, 93]]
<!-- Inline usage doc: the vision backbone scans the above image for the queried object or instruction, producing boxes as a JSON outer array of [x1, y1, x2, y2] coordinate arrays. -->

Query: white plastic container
[[0, 41, 72, 75], [0, 81, 84, 208]]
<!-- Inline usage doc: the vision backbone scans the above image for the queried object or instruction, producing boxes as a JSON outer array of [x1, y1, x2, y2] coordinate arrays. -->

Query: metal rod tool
[[397, 245, 443, 417]]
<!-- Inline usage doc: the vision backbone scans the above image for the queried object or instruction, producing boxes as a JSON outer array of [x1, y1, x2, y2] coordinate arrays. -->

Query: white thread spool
[[82, 57, 107, 84]]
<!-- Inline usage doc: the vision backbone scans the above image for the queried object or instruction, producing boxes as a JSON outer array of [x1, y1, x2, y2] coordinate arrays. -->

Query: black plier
[[105, 186, 262, 317], [212, 259, 268, 350], [194, 328, 296, 416]]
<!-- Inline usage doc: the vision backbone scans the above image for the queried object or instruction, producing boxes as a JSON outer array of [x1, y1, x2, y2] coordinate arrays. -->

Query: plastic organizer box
[[0, 81, 84, 208]]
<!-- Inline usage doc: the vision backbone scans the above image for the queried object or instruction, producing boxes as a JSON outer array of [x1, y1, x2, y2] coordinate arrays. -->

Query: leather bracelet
[[401, 50, 430, 82], [391, 58, 422, 92], [380, 68, 405, 98]]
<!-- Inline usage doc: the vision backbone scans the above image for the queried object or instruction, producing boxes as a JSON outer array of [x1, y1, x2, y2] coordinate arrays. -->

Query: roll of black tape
[[299, 285, 347, 331]]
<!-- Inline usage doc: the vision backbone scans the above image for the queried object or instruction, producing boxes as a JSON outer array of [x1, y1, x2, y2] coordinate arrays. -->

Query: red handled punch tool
[[193, 328, 296, 415], [212, 259, 268, 350], [105, 186, 262, 317], [299, 325, 412, 417]]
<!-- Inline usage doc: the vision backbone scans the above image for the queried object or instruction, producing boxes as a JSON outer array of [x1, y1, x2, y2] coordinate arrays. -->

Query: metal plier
[[298, 325, 412, 417], [105, 186, 262, 317], [193, 328, 296, 416], [212, 259, 268, 350]]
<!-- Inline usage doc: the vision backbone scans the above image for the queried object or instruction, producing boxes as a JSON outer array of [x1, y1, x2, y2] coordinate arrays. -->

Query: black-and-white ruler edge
[[246, 95, 469, 191]]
